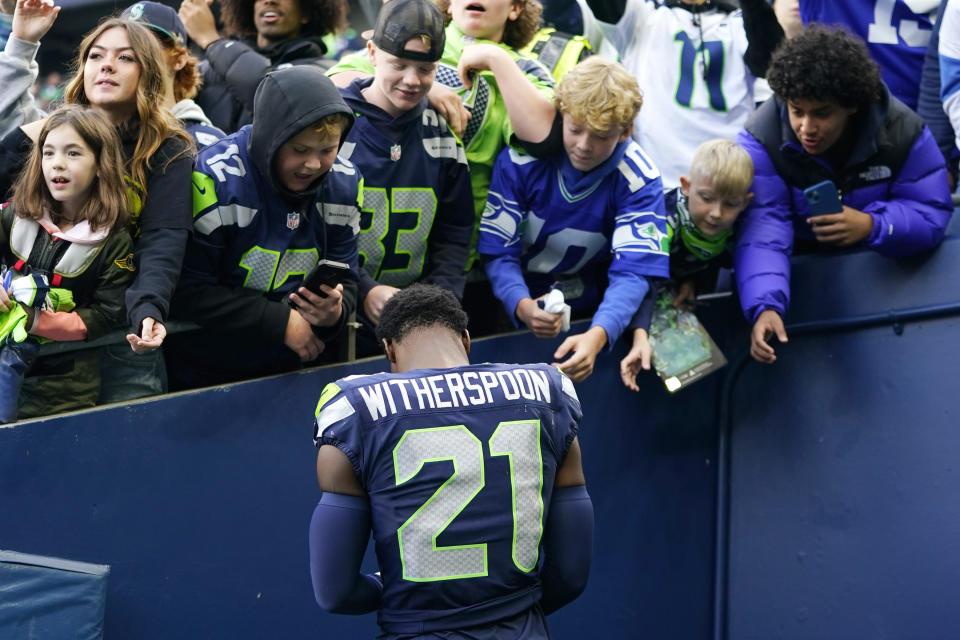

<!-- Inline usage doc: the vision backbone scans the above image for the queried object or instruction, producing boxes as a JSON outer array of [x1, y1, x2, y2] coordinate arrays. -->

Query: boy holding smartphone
[[168, 66, 361, 388], [734, 26, 953, 364]]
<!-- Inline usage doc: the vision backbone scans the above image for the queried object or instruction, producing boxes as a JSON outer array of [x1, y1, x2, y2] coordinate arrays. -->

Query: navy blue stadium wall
[[2, 229, 960, 639]]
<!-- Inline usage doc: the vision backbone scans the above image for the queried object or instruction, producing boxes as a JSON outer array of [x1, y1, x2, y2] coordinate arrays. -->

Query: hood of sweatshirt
[[172, 98, 215, 127], [247, 65, 354, 202]]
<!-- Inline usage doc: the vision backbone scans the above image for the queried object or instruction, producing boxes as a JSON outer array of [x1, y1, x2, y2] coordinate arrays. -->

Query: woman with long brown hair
[[0, 2, 195, 402]]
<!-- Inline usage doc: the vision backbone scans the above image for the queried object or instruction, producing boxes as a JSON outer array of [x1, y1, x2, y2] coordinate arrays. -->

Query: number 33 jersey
[[313, 363, 582, 632]]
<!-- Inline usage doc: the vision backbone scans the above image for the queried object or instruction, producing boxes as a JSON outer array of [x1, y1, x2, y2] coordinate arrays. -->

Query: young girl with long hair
[[0, 105, 134, 420], [0, 9, 195, 402]]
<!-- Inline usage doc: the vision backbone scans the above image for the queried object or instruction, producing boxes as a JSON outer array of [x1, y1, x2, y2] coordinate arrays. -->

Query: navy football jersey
[[313, 363, 582, 634], [800, 0, 938, 110]]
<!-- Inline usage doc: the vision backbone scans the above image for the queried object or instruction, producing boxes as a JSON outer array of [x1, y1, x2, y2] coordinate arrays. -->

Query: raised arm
[[458, 44, 556, 145], [0, 0, 60, 138]]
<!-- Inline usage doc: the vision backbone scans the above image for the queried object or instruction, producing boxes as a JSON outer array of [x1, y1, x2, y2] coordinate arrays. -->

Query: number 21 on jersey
[[394, 420, 544, 582]]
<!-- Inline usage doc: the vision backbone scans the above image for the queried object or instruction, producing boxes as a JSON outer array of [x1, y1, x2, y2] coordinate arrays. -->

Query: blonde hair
[[12, 105, 130, 232], [64, 18, 194, 208], [313, 112, 352, 140], [432, 0, 541, 49], [555, 57, 642, 132], [688, 139, 754, 198]]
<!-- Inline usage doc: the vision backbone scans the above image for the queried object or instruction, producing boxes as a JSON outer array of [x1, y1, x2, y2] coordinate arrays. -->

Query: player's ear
[[382, 338, 398, 364], [460, 329, 471, 356]]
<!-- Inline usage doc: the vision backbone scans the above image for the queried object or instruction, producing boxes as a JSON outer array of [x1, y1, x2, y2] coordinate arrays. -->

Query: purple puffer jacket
[[734, 90, 953, 323]]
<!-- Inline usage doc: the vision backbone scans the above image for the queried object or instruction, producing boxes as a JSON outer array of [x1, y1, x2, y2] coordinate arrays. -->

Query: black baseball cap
[[121, 1, 188, 45], [369, 0, 445, 62]]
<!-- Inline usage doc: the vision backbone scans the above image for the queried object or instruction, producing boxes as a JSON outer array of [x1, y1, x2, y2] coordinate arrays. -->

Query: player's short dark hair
[[767, 24, 883, 109], [376, 284, 468, 344]]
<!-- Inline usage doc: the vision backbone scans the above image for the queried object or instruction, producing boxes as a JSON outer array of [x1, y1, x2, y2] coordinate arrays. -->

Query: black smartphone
[[802, 180, 843, 216], [292, 259, 351, 303]]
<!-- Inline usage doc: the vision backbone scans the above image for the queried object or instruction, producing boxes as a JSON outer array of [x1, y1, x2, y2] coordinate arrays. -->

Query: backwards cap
[[371, 0, 445, 62]]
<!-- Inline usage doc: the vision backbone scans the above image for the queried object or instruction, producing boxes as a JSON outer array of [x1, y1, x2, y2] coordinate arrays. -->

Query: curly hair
[[153, 33, 202, 102], [64, 18, 194, 209], [432, 0, 542, 49], [767, 24, 882, 109], [13, 105, 130, 232], [220, 0, 347, 40], [376, 284, 469, 344]]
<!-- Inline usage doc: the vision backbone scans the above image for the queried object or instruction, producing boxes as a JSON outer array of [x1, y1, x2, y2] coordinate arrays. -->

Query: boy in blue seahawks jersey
[[337, 0, 473, 349], [167, 66, 361, 389], [310, 284, 593, 638], [478, 56, 670, 383]]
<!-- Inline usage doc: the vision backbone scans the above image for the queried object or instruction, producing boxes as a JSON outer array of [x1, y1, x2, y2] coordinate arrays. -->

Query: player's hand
[[362, 284, 399, 325], [126, 317, 167, 353], [427, 83, 470, 139], [178, 0, 219, 49], [750, 309, 787, 364], [672, 281, 696, 309], [12, 0, 60, 43], [552, 326, 607, 383], [619, 328, 651, 392], [284, 308, 326, 361], [515, 296, 562, 338], [289, 283, 343, 328], [808, 206, 873, 246]]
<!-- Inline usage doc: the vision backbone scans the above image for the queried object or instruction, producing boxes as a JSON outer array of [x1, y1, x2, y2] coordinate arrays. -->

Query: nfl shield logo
[[390, 144, 402, 162], [286, 212, 300, 230]]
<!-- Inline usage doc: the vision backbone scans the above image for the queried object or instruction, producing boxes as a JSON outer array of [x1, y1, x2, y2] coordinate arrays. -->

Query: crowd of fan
[[0, 0, 956, 420]]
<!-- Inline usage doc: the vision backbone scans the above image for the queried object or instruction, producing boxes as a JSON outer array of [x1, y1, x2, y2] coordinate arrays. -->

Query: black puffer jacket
[[196, 35, 334, 133]]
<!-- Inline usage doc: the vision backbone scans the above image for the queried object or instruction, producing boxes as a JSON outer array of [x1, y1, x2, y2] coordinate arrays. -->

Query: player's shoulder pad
[[551, 365, 580, 404], [313, 379, 364, 440]]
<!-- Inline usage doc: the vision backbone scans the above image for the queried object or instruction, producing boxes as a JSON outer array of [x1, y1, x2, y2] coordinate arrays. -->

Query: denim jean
[[97, 342, 167, 404], [0, 339, 39, 422]]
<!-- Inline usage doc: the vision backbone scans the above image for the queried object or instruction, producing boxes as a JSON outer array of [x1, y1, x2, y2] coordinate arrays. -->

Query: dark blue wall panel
[[721, 235, 960, 640]]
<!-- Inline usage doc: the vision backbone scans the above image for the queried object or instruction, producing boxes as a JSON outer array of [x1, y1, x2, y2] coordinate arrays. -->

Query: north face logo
[[859, 165, 892, 182]]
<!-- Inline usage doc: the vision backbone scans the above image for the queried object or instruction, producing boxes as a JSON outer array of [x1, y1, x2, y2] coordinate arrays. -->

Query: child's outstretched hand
[[619, 328, 651, 392], [552, 326, 607, 383], [750, 309, 787, 364], [13, 0, 60, 44], [127, 317, 167, 353], [672, 281, 696, 310]]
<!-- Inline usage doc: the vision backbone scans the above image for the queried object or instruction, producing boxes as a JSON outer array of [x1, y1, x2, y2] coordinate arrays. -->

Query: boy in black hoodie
[[167, 65, 361, 389]]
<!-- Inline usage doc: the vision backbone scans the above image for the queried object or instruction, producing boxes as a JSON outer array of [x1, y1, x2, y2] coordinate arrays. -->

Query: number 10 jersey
[[313, 362, 583, 634]]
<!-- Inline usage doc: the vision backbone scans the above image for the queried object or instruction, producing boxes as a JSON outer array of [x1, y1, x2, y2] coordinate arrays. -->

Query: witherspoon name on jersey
[[351, 367, 553, 422]]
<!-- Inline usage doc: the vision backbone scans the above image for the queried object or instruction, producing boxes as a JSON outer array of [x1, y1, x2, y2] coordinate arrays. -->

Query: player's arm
[[309, 445, 382, 614], [541, 437, 594, 614]]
